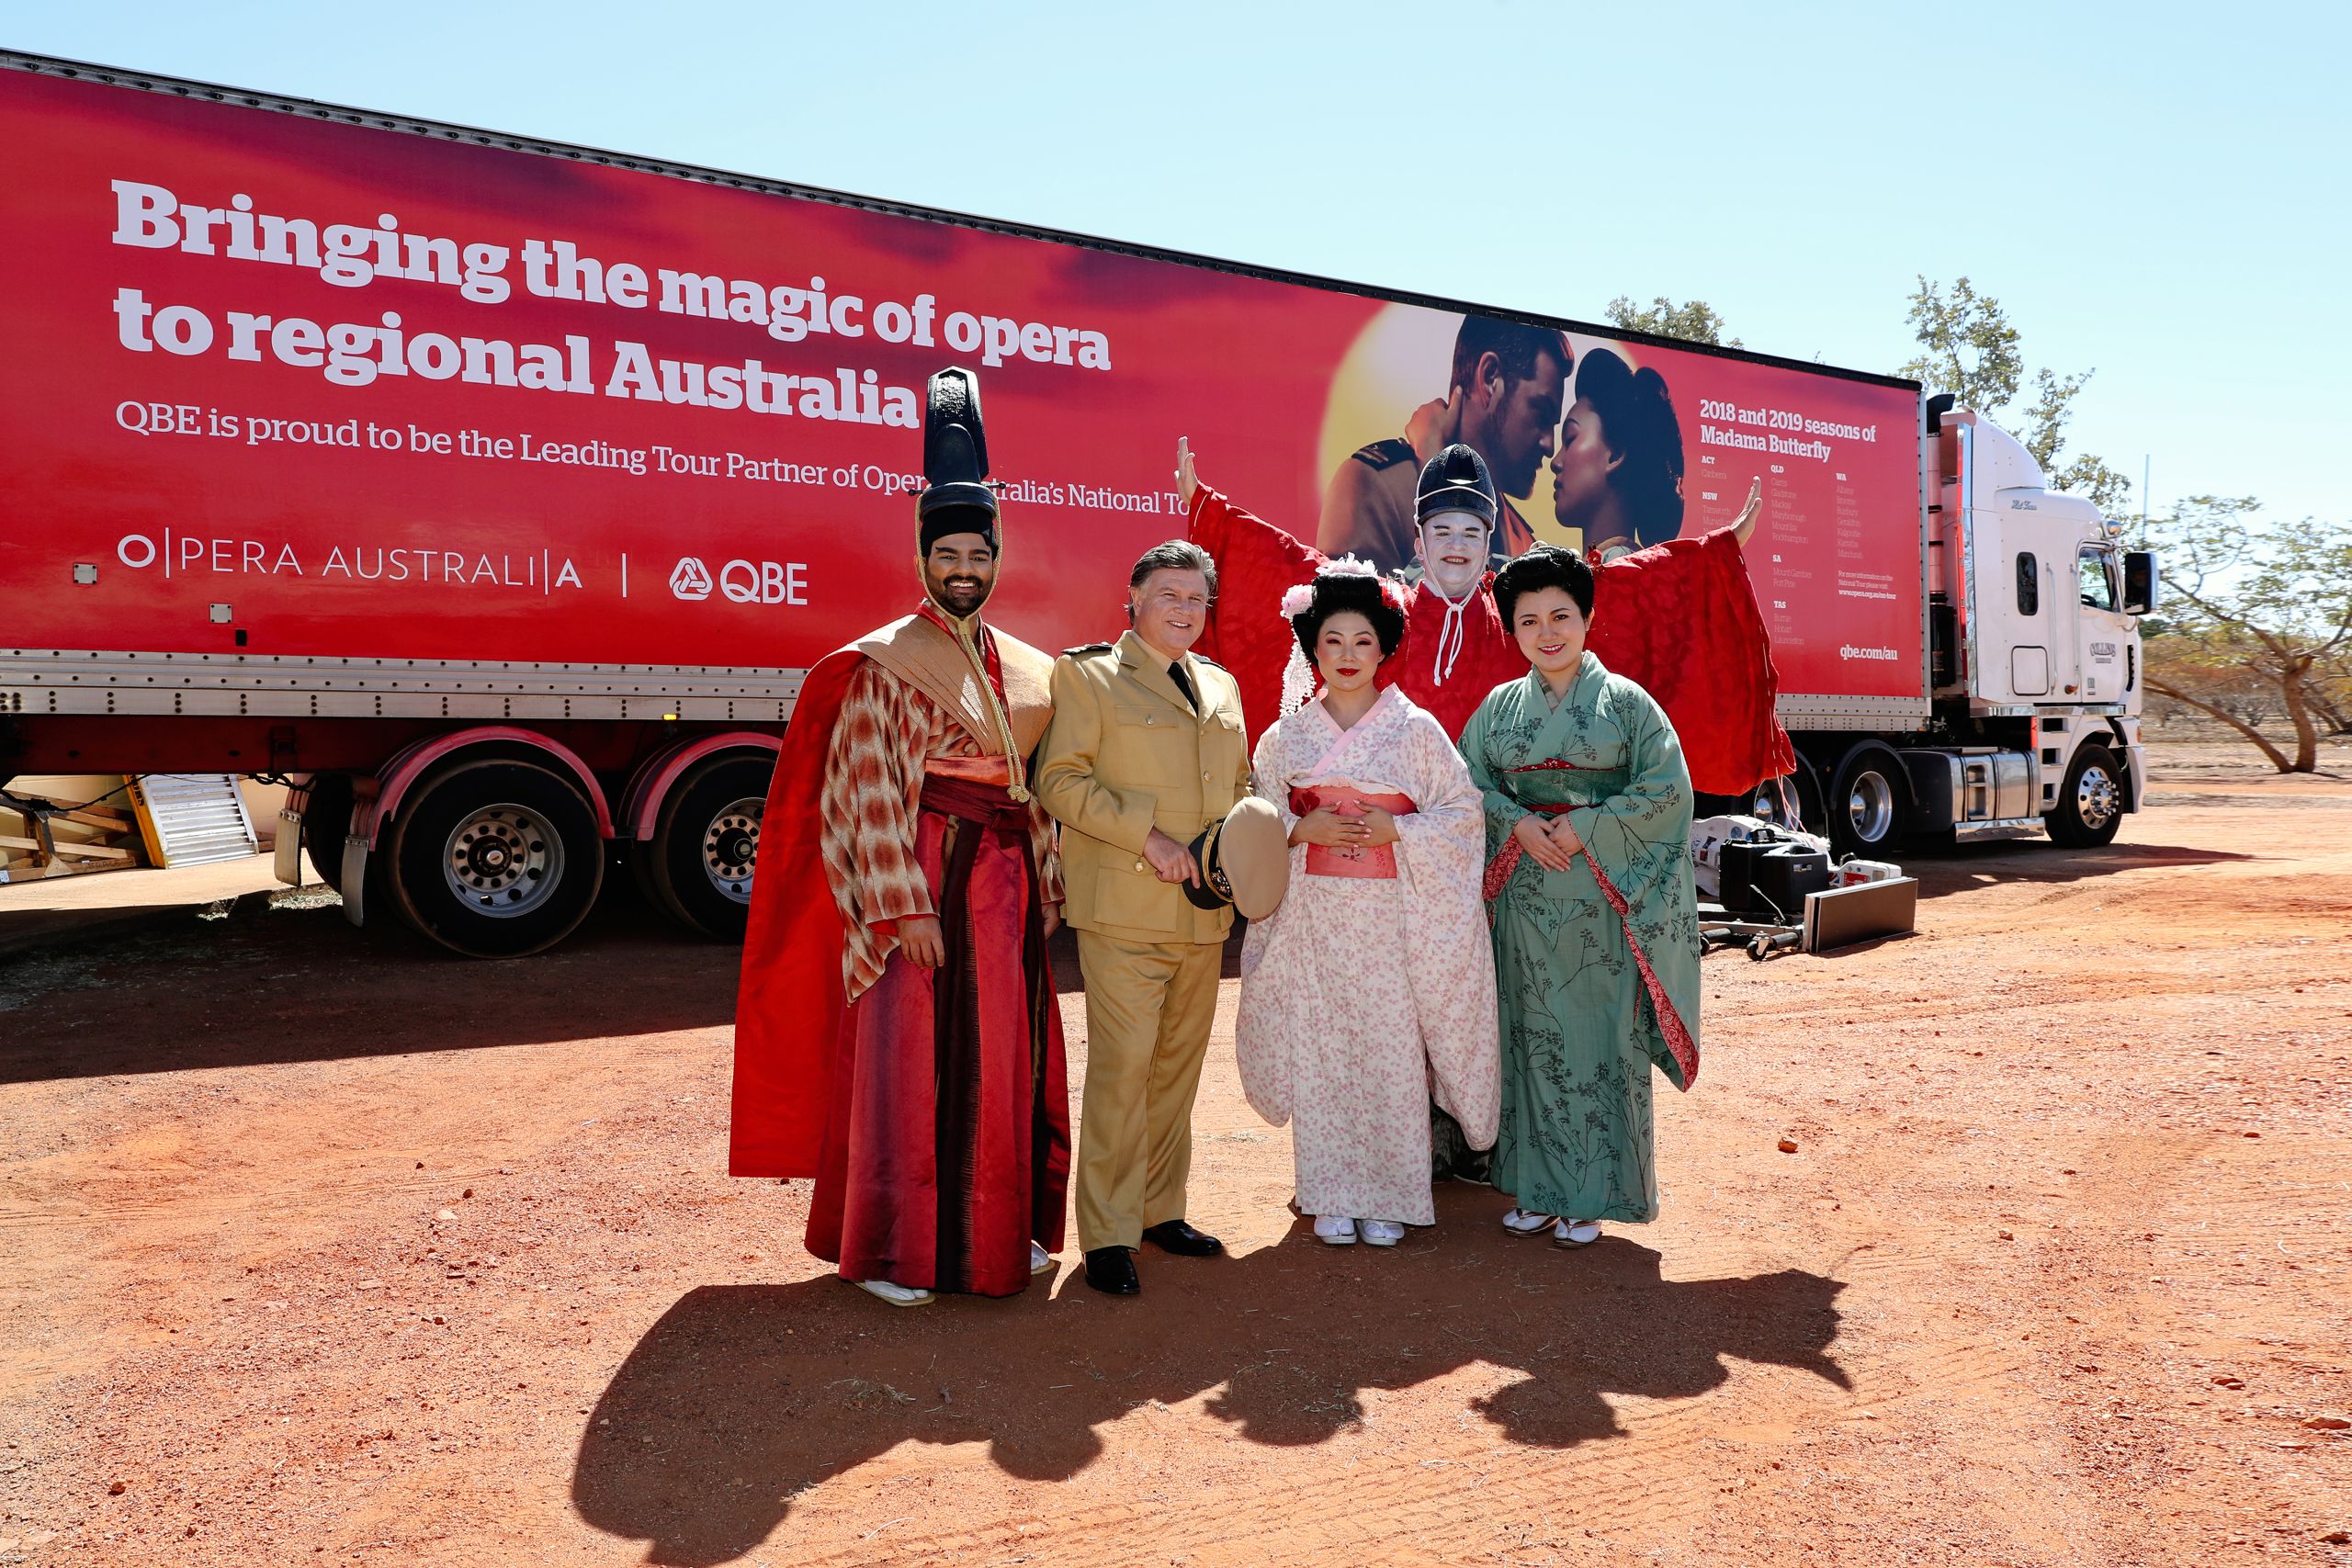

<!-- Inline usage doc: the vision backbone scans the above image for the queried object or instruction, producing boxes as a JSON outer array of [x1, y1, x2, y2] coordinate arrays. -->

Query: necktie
[[1168, 660, 1197, 713]]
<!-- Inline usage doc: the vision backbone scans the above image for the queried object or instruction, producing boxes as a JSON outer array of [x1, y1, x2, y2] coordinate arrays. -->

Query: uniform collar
[[1118, 629, 1205, 719]]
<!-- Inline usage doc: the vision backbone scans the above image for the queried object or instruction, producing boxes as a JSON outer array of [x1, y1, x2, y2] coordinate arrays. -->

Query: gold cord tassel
[[949, 607, 1029, 803]]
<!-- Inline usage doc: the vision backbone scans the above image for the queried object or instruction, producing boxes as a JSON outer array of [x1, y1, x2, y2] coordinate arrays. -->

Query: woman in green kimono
[[1458, 545, 1702, 1249]]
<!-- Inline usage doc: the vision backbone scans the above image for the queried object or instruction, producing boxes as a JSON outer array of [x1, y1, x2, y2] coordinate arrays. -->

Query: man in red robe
[[731, 369, 1069, 1307], [1180, 439, 1795, 798]]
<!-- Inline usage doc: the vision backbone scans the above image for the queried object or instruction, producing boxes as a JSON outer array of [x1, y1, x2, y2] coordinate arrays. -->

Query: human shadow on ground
[[572, 1184, 1849, 1566]]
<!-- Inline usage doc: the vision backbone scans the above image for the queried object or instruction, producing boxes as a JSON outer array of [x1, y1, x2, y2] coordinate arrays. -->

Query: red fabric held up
[[1187, 485, 1794, 795]]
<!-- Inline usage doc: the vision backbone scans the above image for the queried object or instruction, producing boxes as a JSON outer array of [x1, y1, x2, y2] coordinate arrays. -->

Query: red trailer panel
[[0, 62, 1921, 714]]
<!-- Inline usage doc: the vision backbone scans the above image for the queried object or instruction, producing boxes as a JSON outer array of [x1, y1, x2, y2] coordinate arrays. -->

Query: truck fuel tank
[[1901, 749, 2033, 829]]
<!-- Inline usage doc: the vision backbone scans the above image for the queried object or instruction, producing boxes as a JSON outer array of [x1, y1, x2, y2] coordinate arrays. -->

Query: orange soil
[[3, 775, 2348, 1566]]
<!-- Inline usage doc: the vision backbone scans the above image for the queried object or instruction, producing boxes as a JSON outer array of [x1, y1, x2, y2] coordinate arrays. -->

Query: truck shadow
[[0, 893, 1098, 1084], [1902, 837, 2251, 897], [571, 1192, 1849, 1566], [0, 889, 735, 1083]]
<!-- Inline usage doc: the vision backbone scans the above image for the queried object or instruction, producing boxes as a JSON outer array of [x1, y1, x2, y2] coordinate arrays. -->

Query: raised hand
[[1405, 386, 1466, 467], [1730, 477, 1764, 547], [1175, 436, 1199, 511]]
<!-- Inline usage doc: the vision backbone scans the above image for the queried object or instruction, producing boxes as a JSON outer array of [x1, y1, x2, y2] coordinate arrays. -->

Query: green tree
[[2136, 496, 2352, 773], [1900, 276, 2132, 514], [1606, 296, 1739, 347]]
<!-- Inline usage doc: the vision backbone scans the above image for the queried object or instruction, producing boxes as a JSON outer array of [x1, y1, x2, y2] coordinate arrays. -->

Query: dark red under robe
[[1187, 486, 1794, 795]]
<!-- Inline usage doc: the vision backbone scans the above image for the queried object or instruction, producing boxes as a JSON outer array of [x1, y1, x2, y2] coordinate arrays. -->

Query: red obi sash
[[921, 761, 1030, 835], [1289, 785, 1415, 878]]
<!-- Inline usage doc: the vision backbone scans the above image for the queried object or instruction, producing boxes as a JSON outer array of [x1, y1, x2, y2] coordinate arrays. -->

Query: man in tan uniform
[[1035, 539, 1251, 1296]]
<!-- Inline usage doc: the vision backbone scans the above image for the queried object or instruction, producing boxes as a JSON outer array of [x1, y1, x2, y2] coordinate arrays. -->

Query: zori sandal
[[1501, 1208, 1558, 1236], [1552, 1218, 1602, 1249]]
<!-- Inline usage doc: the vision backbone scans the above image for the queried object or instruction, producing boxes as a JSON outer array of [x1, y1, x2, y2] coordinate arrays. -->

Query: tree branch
[[2143, 677, 2293, 773]]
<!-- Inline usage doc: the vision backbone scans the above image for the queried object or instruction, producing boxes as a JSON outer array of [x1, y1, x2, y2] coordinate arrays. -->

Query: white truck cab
[[1782, 395, 2156, 857], [1927, 400, 2154, 847]]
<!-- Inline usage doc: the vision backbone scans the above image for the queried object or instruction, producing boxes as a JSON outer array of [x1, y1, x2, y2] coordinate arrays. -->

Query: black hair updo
[[1290, 570, 1408, 660], [1492, 544, 1596, 624], [1574, 348, 1685, 547]]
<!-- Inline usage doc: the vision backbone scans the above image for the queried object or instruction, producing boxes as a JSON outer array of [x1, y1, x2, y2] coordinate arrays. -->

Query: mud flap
[[273, 808, 305, 886], [341, 837, 369, 927]]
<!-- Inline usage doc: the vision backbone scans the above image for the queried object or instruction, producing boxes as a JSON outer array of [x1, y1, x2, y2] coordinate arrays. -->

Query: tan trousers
[[1073, 931, 1224, 1252]]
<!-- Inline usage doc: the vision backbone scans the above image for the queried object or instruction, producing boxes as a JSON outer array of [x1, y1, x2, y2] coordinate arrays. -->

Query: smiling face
[[1471, 346, 1567, 498], [1549, 397, 1620, 533], [1311, 609, 1384, 698], [1131, 566, 1210, 660], [1416, 510, 1494, 597], [922, 532, 996, 617], [1510, 584, 1589, 682]]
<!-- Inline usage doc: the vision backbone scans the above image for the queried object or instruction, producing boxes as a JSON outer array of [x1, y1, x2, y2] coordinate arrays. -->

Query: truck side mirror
[[2122, 550, 2158, 615]]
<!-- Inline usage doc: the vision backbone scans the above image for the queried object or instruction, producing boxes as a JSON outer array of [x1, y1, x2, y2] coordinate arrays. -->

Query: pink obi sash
[[1289, 785, 1415, 878]]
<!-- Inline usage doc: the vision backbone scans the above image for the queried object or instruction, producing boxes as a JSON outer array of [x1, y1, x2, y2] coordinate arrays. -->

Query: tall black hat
[[917, 367, 1000, 552], [1416, 443, 1498, 525]]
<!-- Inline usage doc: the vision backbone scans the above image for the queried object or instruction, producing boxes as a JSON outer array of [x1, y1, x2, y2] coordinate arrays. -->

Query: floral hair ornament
[[1275, 557, 1393, 717]]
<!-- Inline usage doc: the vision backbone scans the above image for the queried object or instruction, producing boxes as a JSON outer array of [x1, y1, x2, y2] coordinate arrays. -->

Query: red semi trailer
[[0, 52, 2150, 956]]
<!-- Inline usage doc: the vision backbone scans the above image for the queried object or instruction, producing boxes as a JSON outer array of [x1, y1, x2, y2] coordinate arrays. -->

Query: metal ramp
[[129, 775, 259, 868]]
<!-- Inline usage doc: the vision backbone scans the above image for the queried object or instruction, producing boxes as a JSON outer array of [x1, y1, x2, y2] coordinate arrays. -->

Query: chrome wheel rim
[[2075, 763, 2120, 829], [701, 795, 763, 905], [1846, 769, 1894, 844], [441, 803, 563, 918]]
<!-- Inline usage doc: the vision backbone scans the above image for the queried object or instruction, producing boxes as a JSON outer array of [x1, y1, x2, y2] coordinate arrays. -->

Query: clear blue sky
[[9, 1, 2345, 525]]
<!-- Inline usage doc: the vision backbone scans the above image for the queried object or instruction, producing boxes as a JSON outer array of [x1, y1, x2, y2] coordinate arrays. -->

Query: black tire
[[1827, 745, 1906, 860], [646, 754, 772, 941], [300, 773, 354, 891], [2046, 744, 2126, 848], [385, 759, 604, 957]]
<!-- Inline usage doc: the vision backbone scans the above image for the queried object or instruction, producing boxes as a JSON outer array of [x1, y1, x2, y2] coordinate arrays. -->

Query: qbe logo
[[670, 555, 808, 606]]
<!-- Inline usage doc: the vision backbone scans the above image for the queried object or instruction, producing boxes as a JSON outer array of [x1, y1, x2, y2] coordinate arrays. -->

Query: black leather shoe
[[1141, 1220, 1224, 1257], [1082, 1247, 1139, 1295]]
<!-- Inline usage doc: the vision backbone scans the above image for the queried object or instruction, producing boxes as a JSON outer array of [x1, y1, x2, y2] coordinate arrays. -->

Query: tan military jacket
[[1035, 629, 1251, 944]]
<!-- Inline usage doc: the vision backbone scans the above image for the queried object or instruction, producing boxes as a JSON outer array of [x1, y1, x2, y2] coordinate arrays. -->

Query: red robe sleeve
[[1586, 530, 1797, 797], [1188, 485, 1325, 749], [729, 647, 864, 1178]]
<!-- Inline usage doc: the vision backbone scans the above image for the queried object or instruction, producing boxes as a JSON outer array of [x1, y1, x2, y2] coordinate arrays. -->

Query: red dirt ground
[[3, 769, 2348, 1566]]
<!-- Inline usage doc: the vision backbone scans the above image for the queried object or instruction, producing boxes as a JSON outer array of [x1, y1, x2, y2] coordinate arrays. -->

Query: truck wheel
[[2047, 745, 2125, 848], [385, 760, 604, 957], [300, 773, 354, 892], [645, 754, 771, 940], [1828, 746, 1905, 859]]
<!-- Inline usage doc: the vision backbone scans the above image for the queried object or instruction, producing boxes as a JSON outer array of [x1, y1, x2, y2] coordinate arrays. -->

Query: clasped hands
[[1511, 811, 1584, 872], [1289, 806, 1399, 853]]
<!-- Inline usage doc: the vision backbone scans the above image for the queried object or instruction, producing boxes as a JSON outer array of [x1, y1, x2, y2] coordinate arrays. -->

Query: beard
[[925, 570, 992, 617]]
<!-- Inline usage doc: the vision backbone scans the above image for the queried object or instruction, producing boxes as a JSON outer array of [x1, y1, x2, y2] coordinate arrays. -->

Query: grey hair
[[1127, 539, 1217, 602]]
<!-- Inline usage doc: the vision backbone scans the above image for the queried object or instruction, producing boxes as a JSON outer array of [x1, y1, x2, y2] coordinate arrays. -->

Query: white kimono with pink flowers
[[1237, 686, 1501, 1225]]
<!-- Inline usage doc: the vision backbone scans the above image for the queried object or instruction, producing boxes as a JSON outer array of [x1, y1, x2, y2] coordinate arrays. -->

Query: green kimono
[[1459, 653, 1702, 1224]]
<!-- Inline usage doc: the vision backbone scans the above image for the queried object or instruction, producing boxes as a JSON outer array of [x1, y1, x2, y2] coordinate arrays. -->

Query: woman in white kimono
[[1236, 560, 1501, 1246]]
